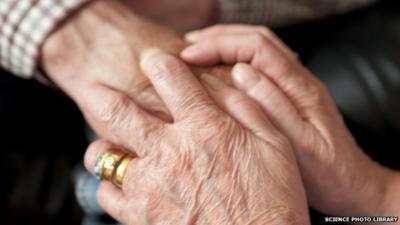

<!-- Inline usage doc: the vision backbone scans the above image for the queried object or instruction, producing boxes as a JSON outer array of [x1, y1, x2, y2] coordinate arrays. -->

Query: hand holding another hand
[[41, 0, 231, 145], [181, 25, 400, 219], [41, 1, 399, 220], [83, 49, 310, 225]]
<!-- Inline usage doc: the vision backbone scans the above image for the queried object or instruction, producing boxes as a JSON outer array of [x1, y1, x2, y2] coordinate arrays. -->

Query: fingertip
[[232, 63, 261, 91], [141, 48, 164, 58], [181, 43, 219, 65], [141, 48, 186, 80], [140, 48, 163, 67], [232, 62, 249, 72], [232, 63, 250, 82], [180, 45, 202, 60], [184, 30, 202, 42]]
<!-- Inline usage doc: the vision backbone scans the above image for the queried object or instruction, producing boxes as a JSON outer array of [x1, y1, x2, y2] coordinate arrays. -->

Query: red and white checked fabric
[[0, 0, 376, 78], [0, 0, 90, 78]]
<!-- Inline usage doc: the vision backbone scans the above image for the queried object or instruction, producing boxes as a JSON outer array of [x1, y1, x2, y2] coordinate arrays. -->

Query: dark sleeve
[[218, 0, 378, 27]]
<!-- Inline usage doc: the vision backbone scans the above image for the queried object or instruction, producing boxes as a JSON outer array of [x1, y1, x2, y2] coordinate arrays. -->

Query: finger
[[185, 24, 297, 60], [84, 140, 128, 177], [84, 140, 149, 194], [181, 32, 329, 118], [82, 141, 129, 222], [140, 49, 217, 122], [200, 73, 280, 139], [97, 182, 128, 224], [181, 32, 290, 68], [98, 181, 184, 225], [79, 85, 165, 156], [231, 63, 305, 140]]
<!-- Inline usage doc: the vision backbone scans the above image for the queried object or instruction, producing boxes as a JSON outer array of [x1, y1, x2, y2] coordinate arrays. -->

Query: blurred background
[[1, 0, 399, 224]]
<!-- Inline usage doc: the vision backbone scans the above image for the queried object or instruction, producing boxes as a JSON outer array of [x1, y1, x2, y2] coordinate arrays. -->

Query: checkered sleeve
[[218, 0, 378, 27], [0, 0, 90, 78]]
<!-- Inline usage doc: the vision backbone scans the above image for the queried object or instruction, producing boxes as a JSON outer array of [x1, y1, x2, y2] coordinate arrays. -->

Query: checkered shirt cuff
[[0, 0, 90, 78]]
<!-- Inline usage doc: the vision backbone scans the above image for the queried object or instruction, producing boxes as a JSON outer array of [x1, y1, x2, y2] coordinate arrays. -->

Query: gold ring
[[94, 150, 125, 181], [113, 155, 134, 188]]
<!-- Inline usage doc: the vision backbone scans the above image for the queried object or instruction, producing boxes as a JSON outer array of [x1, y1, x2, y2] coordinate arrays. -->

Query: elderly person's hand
[[83, 49, 310, 225], [41, 0, 230, 143], [181, 25, 400, 218]]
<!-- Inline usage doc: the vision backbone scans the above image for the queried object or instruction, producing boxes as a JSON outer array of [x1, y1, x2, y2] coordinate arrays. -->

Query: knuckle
[[274, 56, 295, 74], [304, 81, 327, 106], [284, 72, 324, 107], [123, 158, 149, 192], [137, 121, 156, 140], [125, 119, 165, 155], [137, 190, 160, 213], [249, 32, 269, 46], [256, 26, 273, 37], [308, 142, 337, 167], [297, 129, 335, 162], [97, 94, 131, 127]]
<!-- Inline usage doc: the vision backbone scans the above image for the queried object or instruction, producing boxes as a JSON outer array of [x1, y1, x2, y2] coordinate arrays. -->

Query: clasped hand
[[84, 25, 400, 225], [40, 1, 399, 222]]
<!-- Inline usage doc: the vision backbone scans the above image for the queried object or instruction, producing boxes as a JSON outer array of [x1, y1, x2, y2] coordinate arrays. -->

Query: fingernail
[[140, 48, 170, 76], [185, 31, 201, 42], [232, 63, 260, 91], [200, 73, 223, 91], [141, 48, 164, 64], [181, 45, 201, 58]]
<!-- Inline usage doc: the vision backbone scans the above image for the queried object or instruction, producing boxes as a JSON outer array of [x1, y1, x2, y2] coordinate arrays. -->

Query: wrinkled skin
[[83, 49, 310, 225], [181, 25, 400, 220], [42, 0, 230, 140]]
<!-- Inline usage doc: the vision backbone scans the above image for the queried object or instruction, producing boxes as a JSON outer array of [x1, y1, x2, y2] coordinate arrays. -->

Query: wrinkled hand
[[83, 49, 310, 225], [181, 25, 400, 218], [41, 0, 230, 143]]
